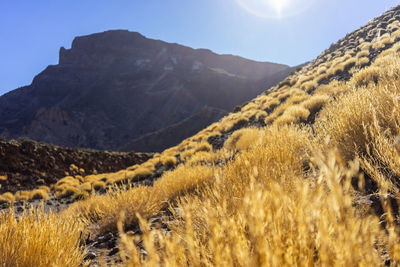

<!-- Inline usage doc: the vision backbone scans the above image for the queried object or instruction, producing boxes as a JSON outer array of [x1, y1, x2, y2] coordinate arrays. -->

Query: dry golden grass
[[0, 208, 86, 266], [0, 192, 14, 204], [316, 55, 400, 170], [15, 191, 30, 202], [4, 15, 400, 266], [274, 105, 310, 126], [55, 185, 79, 199], [301, 94, 330, 113], [119, 152, 394, 266], [224, 127, 263, 152], [372, 35, 394, 50], [161, 155, 177, 168], [29, 189, 49, 200], [92, 181, 106, 191], [39, 185, 50, 193], [104, 41, 400, 267], [194, 141, 212, 153], [264, 92, 309, 124], [63, 164, 215, 235], [80, 182, 93, 192]]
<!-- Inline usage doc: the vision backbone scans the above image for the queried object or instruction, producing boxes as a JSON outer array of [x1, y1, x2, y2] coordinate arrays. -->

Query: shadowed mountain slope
[[0, 30, 291, 151]]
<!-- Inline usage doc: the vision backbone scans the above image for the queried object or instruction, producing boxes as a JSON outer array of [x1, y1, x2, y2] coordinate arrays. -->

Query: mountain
[[5, 4, 400, 266], [120, 106, 228, 152], [0, 30, 291, 151]]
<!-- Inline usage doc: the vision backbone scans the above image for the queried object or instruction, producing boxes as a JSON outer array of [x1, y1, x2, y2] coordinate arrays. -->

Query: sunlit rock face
[[0, 30, 291, 151]]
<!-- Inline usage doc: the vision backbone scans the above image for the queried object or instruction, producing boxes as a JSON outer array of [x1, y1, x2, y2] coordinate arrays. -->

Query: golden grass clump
[[351, 66, 380, 88], [356, 56, 370, 67], [194, 141, 212, 153], [39, 185, 50, 193], [79, 182, 93, 192], [225, 128, 263, 152], [132, 166, 153, 180], [55, 185, 79, 199], [264, 92, 309, 124], [122, 151, 395, 266], [313, 80, 347, 97], [372, 35, 393, 50], [92, 181, 106, 191], [0, 208, 86, 266], [56, 176, 80, 188], [316, 55, 400, 162], [64, 164, 215, 235], [301, 94, 330, 114], [356, 49, 370, 59], [70, 164, 79, 171], [0, 192, 14, 204], [127, 164, 139, 171], [29, 189, 50, 201], [180, 148, 194, 161], [15, 191, 30, 202], [274, 105, 310, 126], [161, 156, 177, 168]]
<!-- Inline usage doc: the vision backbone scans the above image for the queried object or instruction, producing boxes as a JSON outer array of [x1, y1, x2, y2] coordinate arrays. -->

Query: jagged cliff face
[[0, 30, 291, 151]]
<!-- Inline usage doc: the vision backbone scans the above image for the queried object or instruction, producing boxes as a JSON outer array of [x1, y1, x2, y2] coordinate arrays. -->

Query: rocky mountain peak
[[0, 31, 293, 151]]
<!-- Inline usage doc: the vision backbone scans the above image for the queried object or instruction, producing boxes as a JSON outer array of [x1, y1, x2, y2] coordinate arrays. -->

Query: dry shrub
[[15, 191, 30, 202], [180, 149, 194, 161], [56, 176, 80, 188], [372, 35, 393, 50], [38, 185, 50, 193], [225, 128, 264, 152], [132, 167, 153, 179], [30, 189, 49, 200], [0, 193, 14, 204], [356, 56, 370, 67], [161, 156, 177, 168], [127, 164, 139, 171], [0, 208, 86, 266], [63, 164, 215, 235], [316, 56, 400, 162], [92, 181, 106, 191], [356, 50, 370, 58], [301, 94, 330, 114], [118, 131, 394, 267], [56, 185, 79, 199], [274, 105, 310, 126], [313, 80, 347, 97], [265, 93, 309, 125], [352, 66, 381, 88], [80, 182, 93, 192], [194, 142, 212, 153]]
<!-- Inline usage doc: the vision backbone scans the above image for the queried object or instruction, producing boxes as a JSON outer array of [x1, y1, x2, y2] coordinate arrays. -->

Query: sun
[[270, 0, 290, 17], [236, 0, 315, 19]]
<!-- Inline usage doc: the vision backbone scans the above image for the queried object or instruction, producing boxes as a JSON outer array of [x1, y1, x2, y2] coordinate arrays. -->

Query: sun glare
[[271, 0, 289, 17], [236, 0, 315, 19]]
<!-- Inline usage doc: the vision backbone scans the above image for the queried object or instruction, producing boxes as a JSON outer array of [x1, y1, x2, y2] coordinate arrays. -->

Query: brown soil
[[0, 137, 153, 194]]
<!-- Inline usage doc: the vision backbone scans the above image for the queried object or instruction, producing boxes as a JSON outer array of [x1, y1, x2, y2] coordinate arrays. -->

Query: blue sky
[[0, 0, 399, 95]]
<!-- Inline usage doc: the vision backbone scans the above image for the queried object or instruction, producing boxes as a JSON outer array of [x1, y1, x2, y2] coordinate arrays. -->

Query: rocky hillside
[[120, 106, 228, 152], [5, 4, 400, 267], [0, 137, 152, 194], [0, 30, 291, 151]]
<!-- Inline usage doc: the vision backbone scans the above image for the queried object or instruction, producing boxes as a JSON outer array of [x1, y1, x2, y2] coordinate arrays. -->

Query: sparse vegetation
[[4, 6, 400, 266]]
